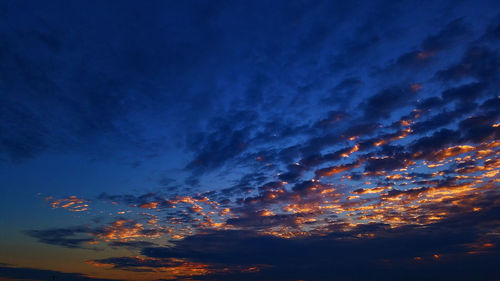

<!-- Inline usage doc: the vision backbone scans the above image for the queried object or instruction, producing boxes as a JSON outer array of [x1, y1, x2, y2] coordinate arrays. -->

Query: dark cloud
[[441, 82, 485, 103], [436, 45, 500, 81], [411, 101, 477, 134], [362, 86, 415, 121], [185, 110, 258, 174], [420, 18, 469, 53], [25, 226, 94, 249], [392, 18, 470, 69], [481, 14, 500, 41], [88, 256, 186, 272], [0, 265, 122, 281], [410, 129, 462, 159], [322, 78, 363, 106], [365, 155, 412, 173], [416, 97, 444, 111], [342, 122, 380, 139], [97, 192, 166, 208], [313, 111, 348, 128], [108, 241, 157, 250], [226, 212, 303, 228], [459, 113, 500, 143], [26, 221, 166, 250], [480, 97, 500, 111], [0, 1, 227, 162], [141, 201, 500, 281], [4, 2, 500, 281]]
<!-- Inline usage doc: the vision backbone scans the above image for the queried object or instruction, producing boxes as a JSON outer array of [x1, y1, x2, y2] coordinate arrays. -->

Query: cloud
[[391, 18, 470, 70], [352, 185, 392, 195], [185, 110, 258, 174], [435, 45, 500, 81], [0, 265, 122, 281], [108, 241, 157, 250], [364, 155, 413, 173], [7, 2, 500, 281], [441, 82, 486, 103], [26, 220, 170, 249], [481, 14, 500, 41], [410, 128, 462, 159], [140, 203, 500, 280], [94, 219, 168, 242], [25, 226, 94, 249], [46, 196, 89, 212], [322, 78, 363, 106], [362, 86, 415, 121], [315, 160, 362, 178], [420, 18, 469, 53]]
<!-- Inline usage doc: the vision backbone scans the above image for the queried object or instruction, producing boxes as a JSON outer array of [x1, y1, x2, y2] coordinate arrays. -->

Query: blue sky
[[1, 1, 500, 280]]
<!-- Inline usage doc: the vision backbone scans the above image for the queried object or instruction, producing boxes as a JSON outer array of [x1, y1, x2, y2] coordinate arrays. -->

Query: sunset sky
[[1, 1, 500, 280]]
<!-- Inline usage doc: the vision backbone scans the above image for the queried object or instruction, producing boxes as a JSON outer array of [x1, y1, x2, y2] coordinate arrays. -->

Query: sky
[[0, 0, 499, 280]]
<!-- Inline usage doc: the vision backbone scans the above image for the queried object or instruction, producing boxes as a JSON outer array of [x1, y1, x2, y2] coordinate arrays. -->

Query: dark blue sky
[[1, 1, 499, 280]]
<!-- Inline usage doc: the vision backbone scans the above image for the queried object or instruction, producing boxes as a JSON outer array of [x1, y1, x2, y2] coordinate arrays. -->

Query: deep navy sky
[[1, 1, 500, 281]]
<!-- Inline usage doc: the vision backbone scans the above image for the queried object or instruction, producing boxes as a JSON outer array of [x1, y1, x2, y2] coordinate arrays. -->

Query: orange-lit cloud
[[46, 196, 89, 212], [95, 220, 167, 241]]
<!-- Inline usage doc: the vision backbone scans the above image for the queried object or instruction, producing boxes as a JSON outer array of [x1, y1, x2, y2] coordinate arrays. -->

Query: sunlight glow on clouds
[[1, 1, 499, 280]]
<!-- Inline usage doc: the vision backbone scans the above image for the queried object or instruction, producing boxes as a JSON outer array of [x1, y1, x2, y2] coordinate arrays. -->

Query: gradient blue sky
[[1, 1, 500, 280]]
